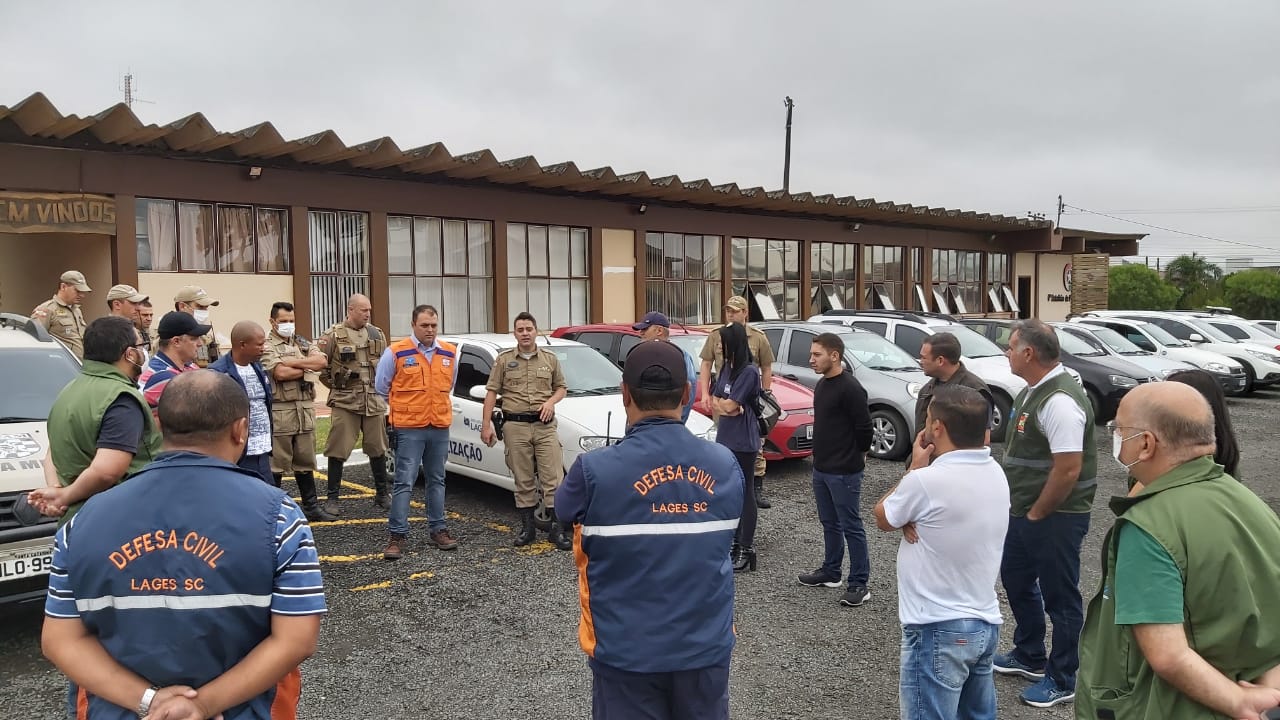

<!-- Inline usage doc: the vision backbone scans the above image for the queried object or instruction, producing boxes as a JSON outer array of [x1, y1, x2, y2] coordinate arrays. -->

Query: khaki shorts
[[271, 432, 317, 474], [325, 407, 388, 459]]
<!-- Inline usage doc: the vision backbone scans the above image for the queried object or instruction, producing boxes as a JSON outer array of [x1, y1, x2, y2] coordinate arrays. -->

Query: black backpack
[[756, 389, 783, 437]]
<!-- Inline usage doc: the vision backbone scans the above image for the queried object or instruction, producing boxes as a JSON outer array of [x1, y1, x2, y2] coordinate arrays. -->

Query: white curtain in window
[[145, 200, 177, 271], [570, 279, 589, 325], [527, 279, 550, 329], [179, 203, 215, 271], [256, 208, 288, 272], [388, 277, 415, 335], [468, 279, 492, 332], [443, 278, 468, 333], [468, 221, 491, 276], [570, 228, 588, 277], [443, 220, 467, 275], [507, 279, 527, 328], [218, 206, 254, 273], [507, 224, 528, 277], [549, 279, 572, 329]]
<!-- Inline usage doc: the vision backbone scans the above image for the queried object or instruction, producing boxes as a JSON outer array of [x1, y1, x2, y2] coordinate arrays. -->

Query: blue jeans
[[900, 619, 999, 720], [390, 427, 449, 535], [810, 470, 869, 585], [1000, 512, 1090, 691]]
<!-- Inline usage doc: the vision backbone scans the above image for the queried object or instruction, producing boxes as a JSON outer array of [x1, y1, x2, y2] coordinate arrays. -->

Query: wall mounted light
[[636, 203, 648, 215], [247, 166, 264, 180], [845, 222, 861, 232]]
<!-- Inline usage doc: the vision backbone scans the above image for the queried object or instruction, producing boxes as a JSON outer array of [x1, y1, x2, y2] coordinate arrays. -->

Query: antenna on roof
[[119, 71, 155, 109]]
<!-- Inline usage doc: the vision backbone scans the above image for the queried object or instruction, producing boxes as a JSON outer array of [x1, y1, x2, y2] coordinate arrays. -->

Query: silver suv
[[0, 313, 80, 606]]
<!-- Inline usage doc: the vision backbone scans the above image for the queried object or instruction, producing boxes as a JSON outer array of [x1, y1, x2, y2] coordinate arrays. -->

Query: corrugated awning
[[0, 92, 1052, 233]]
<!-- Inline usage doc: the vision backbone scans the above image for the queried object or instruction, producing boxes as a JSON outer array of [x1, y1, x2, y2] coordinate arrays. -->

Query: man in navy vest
[[41, 370, 325, 720], [209, 321, 274, 485], [556, 340, 744, 720]]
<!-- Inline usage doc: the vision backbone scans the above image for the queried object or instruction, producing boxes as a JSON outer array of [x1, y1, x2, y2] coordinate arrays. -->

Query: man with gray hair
[[993, 319, 1095, 709], [1078, 382, 1280, 719]]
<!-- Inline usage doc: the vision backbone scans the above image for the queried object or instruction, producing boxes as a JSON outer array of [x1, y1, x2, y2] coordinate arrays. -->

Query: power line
[[1063, 205, 1280, 216], [1061, 203, 1280, 255]]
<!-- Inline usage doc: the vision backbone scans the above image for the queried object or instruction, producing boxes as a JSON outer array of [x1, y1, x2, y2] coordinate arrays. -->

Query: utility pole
[[782, 96, 795, 193], [1056, 194, 1064, 227]]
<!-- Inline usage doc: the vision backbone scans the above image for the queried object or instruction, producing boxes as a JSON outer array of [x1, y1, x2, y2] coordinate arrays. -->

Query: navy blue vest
[[65, 451, 285, 719], [575, 417, 743, 673]]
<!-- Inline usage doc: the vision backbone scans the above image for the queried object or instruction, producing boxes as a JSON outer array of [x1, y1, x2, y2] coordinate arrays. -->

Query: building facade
[[0, 94, 1139, 338]]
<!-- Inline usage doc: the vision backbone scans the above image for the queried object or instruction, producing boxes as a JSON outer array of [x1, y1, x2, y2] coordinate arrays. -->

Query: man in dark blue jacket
[[209, 321, 274, 485], [556, 341, 744, 720]]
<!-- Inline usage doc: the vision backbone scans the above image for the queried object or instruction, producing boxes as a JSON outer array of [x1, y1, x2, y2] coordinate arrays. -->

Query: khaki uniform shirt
[[699, 324, 775, 376], [317, 322, 388, 416], [194, 329, 220, 368], [261, 331, 322, 435], [485, 347, 567, 414], [31, 297, 86, 359]]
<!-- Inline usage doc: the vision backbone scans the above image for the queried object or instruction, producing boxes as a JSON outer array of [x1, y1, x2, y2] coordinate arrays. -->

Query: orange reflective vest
[[387, 337, 456, 429]]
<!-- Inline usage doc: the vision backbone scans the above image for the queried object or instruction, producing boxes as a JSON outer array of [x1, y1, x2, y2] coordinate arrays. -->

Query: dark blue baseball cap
[[632, 311, 672, 331]]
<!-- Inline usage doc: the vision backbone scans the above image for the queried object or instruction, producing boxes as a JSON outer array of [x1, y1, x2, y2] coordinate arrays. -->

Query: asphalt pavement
[[5, 387, 1280, 719]]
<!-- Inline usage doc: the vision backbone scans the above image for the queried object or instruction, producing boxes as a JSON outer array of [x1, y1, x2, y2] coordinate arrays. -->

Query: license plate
[[0, 545, 54, 581], [804, 425, 813, 440]]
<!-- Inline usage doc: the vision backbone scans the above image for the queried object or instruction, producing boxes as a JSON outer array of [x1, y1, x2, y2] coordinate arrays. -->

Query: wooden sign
[[0, 192, 117, 234], [1070, 253, 1110, 314]]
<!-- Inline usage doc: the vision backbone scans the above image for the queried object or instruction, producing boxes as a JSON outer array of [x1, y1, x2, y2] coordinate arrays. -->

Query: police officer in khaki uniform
[[317, 293, 392, 515], [698, 295, 776, 509], [173, 285, 221, 368], [261, 301, 336, 522], [31, 270, 91, 359], [480, 312, 571, 550], [105, 284, 148, 323]]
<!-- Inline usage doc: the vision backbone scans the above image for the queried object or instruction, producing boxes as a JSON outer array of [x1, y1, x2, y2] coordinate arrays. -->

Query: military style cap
[[174, 285, 220, 306], [724, 295, 749, 311], [106, 284, 148, 303], [60, 270, 92, 292], [623, 340, 688, 391]]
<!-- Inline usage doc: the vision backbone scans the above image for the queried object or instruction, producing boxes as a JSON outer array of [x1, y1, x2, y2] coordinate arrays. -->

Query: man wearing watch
[[41, 371, 325, 720]]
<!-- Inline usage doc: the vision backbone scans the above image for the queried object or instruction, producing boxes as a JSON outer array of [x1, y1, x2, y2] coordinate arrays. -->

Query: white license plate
[[804, 424, 813, 440], [0, 545, 54, 581]]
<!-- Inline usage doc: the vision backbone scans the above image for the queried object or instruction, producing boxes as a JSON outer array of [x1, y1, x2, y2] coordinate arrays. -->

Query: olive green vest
[[47, 360, 161, 524], [1002, 368, 1097, 515], [1078, 457, 1280, 719]]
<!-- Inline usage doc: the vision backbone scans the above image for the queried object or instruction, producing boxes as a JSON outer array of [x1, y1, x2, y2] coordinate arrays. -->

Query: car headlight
[[579, 436, 618, 451], [1246, 349, 1280, 363], [1203, 361, 1230, 374], [906, 382, 922, 399], [701, 427, 717, 443], [1109, 374, 1139, 388]]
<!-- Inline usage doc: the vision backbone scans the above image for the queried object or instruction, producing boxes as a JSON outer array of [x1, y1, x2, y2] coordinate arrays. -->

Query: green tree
[[1164, 253, 1224, 309], [1223, 270, 1280, 319], [1108, 264, 1180, 310]]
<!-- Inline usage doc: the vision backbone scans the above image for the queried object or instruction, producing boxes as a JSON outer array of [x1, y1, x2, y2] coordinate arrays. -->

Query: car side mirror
[[1188, 333, 1205, 343], [469, 385, 488, 401]]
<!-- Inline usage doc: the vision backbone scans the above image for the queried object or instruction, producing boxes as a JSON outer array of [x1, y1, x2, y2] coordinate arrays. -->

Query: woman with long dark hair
[[712, 322, 762, 572], [1166, 369, 1240, 478]]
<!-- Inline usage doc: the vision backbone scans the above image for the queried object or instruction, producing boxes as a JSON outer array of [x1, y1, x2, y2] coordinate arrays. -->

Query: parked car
[[1191, 314, 1280, 351], [1046, 323, 1157, 422], [0, 313, 80, 606], [959, 317, 1016, 350], [752, 321, 926, 460], [1084, 311, 1280, 392], [1071, 317, 1248, 395], [1052, 322, 1194, 379], [1252, 320, 1279, 334], [398, 334, 718, 527], [808, 310, 1031, 441], [550, 324, 815, 461]]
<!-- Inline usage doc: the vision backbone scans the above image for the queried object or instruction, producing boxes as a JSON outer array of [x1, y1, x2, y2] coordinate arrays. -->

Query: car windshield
[[550, 344, 625, 396], [1187, 318, 1236, 343], [842, 331, 921, 371], [1084, 326, 1147, 355], [1133, 321, 1187, 348], [1, 347, 80, 421], [669, 334, 706, 359], [938, 325, 1005, 358], [1251, 323, 1280, 339], [1056, 328, 1106, 357]]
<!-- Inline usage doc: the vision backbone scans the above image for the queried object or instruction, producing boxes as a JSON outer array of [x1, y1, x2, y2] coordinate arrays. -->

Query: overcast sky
[[2, 1, 1277, 265]]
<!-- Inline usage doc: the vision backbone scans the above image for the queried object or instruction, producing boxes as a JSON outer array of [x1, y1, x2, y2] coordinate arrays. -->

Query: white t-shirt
[[236, 363, 273, 456], [882, 448, 1010, 626], [1025, 364, 1087, 453]]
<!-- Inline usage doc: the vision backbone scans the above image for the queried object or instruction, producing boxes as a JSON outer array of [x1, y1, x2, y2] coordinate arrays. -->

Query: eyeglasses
[[1105, 420, 1153, 437]]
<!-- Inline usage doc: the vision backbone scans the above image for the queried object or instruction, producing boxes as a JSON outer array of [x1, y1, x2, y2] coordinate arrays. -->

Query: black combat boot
[[296, 472, 336, 522], [754, 476, 772, 509], [548, 509, 572, 551], [514, 507, 537, 547], [324, 457, 344, 517], [271, 472, 283, 489], [370, 455, 391, 510]]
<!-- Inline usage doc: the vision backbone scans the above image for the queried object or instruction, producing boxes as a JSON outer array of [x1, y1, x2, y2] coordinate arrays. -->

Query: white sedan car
[[398, 334, 716, 522]]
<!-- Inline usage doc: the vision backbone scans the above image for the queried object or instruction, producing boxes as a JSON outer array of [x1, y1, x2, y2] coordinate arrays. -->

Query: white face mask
[[1112, 430, 1144, 470], [193, 308, 211, 324], [276, 322, 295, 338]]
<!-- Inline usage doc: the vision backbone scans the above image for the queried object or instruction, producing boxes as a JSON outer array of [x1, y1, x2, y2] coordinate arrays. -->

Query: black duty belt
[[504, 412, 543, 423]]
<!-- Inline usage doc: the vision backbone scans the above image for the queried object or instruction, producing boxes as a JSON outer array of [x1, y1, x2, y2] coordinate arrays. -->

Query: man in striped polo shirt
[[41, 371, 325, 720]]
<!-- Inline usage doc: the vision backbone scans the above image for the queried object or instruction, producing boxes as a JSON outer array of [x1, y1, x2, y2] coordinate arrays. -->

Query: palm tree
[[1164, 253, 1223, 309]]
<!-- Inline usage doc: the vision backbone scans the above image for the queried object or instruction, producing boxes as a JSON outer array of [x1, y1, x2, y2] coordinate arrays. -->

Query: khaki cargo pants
[[325, 407, 388, 459], [271, 402, 318, 474], [503, 420, 563, 509]]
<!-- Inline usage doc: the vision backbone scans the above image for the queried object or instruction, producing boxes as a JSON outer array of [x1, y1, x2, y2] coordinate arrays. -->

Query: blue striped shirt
[[45, 498, 326, 619]]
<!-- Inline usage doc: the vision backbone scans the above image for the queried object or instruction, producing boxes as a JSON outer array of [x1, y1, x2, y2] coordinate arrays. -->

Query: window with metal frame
[[507, 223, 589, 330], [863, 245, 904, 310], [810, 241, 858, 315], [931, 249, 983, 315], [986, 252, 1017, 313], [309, 210, 369, 338], [387, 215, 493, 336], [644, 232, 722, 324], [733, 237, 801, 320], [136, 199, 289, 274]]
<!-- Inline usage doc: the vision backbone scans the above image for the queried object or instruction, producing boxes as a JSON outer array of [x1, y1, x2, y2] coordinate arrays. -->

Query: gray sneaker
[[322, 497, 341, 516], [839, 585, 870, 607]]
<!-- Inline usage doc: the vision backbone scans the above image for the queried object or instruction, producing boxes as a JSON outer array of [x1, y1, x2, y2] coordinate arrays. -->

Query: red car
[[551, 324, 815, 461]]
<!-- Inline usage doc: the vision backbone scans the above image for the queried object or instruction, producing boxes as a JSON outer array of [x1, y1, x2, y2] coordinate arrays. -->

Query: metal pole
[[783, 96, 794, 193], [1056, 194, 1064, 227]]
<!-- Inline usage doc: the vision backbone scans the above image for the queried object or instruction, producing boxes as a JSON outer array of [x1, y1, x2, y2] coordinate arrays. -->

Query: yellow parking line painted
[[515, 541, 557, 557], [350, 580, 393, 592], [486, 522, 511, 532], [310, 517, 426, 527], [318, 553, 383, 563], [408, 571, 435, 581]]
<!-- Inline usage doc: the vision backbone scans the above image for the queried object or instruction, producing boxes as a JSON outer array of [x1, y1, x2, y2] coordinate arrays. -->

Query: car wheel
[[1084, 385, 1104, 423], [989, 392, 1013, 443], [534, 495, 553, 531], [869, 408, 909, 460], [1242, 363, 1257, 394]]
